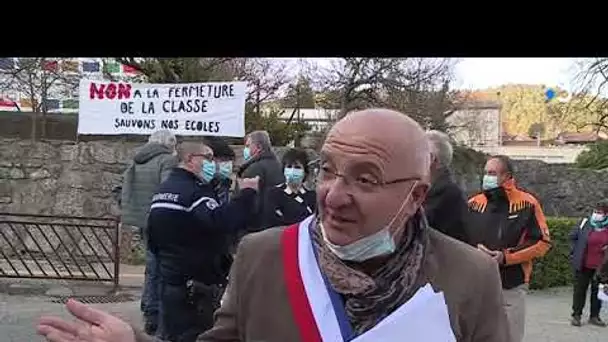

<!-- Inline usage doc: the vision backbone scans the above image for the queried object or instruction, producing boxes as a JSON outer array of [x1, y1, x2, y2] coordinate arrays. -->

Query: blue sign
[[545, 88, 556, 101]]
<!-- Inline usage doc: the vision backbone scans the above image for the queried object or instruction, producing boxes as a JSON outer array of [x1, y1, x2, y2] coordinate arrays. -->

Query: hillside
[[459, 84, 606, 138]]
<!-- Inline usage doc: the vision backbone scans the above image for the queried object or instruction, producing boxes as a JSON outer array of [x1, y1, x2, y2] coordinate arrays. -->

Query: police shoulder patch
[[205, 198, 219, 210]]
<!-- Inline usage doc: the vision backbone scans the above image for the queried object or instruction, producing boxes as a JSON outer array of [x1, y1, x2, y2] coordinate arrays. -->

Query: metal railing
[[0, 213, 120, 287]]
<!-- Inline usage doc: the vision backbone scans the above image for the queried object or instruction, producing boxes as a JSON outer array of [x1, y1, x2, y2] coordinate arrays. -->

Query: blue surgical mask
[[590, 213, 608, 229], [218, 161, 233, 180], [482, 175, 499, 190], [243, 147, 251, 161], [284, 167, 304, 184], [201, 160, 216, 182], [320, 181, 418, 262]]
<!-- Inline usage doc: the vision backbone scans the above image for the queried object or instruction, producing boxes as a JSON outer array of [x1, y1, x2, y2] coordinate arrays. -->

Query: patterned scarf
[[311, 211, 428, 335]]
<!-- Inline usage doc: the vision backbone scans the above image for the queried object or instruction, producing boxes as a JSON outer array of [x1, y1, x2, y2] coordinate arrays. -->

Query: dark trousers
[[158, 281, 222, 342], [141, 249, 160, 333], [572, 267, 602, 318]]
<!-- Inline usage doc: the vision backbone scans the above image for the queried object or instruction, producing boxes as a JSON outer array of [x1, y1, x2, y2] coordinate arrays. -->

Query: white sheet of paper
[[351, 284, 456, 342], [598, 284, 608, 302]]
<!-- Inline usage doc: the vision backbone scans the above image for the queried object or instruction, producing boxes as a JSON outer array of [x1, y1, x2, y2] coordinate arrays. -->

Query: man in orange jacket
[[466, 155, 551, 342]]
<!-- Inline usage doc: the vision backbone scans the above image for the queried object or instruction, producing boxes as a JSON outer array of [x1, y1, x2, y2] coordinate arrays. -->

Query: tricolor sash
[[282, 215, 457, 342]]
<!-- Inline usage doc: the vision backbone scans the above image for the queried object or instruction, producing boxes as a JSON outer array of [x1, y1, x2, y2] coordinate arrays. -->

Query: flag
[[43, 60, 59, 72], [122, 64, 138, 74], [20, 98, 34, 108], [43, 99, 60, 111], [82, 61, 100, 72], [103, 62, 120, 74], [0, 98, 16, 107], [62, 99, 79, 109], [62, 60, 79, 73], [0, 58, 15, 70]]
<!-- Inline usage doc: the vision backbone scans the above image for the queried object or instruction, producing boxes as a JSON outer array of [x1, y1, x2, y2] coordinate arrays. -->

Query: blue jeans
[[141, 249, 160, 333]]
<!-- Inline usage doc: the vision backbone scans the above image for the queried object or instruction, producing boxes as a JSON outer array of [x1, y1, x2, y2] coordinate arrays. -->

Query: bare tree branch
[[0, 58, 82, 140], [313, 58, 458, 128]]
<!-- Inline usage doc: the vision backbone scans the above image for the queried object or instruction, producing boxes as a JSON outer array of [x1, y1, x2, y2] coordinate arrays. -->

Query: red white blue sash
[[282, 215, 457, 342]]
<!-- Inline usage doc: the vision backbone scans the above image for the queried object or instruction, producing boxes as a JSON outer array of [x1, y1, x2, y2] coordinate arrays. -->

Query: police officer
[[147, 141, 259, 342]]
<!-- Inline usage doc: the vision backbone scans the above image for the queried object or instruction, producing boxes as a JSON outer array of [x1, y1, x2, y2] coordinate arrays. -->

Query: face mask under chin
[[320, 223, 396, 262], [320, 181, 418, 262]]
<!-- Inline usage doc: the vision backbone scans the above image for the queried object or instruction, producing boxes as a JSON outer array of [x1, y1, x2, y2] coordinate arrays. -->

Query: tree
[[545, 93, 605, 134], [0, 58, 80, 141], [280, 77, 316, 108], [115, 58, 236, 83], [528, 122, 546, 139], [115, 58, 291, 109], [114, 58, 300, 144], [471, 84, 547, 137], [469, 82, 608, 138], [466, 84, 594, 139], [575, 140, 608, 170], [566, 58, 608, 133], [245, 106, 309, 146], [314, 58, 460, 129]]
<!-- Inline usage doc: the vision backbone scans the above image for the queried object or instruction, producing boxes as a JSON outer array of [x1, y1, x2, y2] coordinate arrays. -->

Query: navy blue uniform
[[147, 167, 256, 342]]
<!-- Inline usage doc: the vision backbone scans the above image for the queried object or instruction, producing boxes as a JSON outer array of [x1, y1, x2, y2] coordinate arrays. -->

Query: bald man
[[36, 110, 510, 342]]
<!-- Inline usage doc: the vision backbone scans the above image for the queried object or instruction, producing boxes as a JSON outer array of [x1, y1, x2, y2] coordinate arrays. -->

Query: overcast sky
[[280, 58, 582, 92], [454, 58, 578, 91]]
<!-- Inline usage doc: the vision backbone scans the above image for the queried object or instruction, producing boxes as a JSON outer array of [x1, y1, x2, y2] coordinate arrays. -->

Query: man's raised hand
[[238, 176, 260, 191], [36, 299, 136, 342]]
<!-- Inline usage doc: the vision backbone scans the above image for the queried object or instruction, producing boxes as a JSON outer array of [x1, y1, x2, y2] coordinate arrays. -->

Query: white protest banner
[[77, 79, 247, 137]]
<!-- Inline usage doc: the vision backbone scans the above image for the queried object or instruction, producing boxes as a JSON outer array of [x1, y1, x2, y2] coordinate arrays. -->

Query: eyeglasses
[[190, 153, 213, 160], [317, 167, 420, 193]]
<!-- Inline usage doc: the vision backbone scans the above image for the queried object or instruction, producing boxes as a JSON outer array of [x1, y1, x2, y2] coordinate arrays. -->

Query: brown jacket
[[136, 226, 510, 342]]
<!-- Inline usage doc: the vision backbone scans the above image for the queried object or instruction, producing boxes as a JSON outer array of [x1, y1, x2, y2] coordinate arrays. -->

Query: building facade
[[446, 100, 502, 148], [278, 107, 339, 132]]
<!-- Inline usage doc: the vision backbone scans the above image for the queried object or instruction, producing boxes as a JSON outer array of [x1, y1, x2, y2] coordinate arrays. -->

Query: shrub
[[529, 217, 579, 290], [575, 140, 608, 170]]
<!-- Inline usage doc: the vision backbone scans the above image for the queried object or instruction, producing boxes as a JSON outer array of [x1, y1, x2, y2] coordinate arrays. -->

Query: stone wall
[[0, 138, 134, 218], [455, 160, 608, 218], [0, 138, 295, 218], [0, 138, 606, 221]]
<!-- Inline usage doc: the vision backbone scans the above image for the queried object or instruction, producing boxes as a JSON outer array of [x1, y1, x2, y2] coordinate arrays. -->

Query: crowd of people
[[35, 108, 608, 342]]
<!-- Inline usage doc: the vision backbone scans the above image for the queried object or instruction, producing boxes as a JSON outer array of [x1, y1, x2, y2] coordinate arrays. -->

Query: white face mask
[[592, 212, 605, 222], [320, 181, 418, 262]]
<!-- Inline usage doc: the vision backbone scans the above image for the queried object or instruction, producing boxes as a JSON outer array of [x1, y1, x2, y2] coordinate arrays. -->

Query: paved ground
[[1, 279, 607, 341], [524, 287, 607, 342]]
